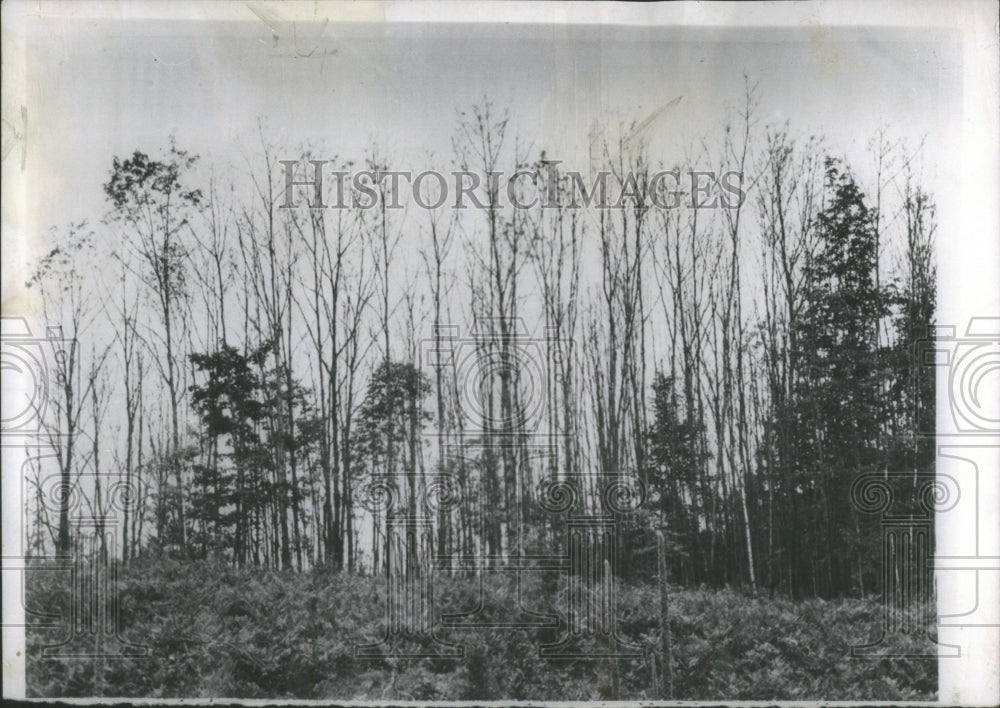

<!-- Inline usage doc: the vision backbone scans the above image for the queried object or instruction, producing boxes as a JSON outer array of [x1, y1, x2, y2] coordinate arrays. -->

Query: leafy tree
[[790, 157, 891, 596], [188, 343, 269, 564], [886, 180, 937, 470], [355, 360, 431, 564], [104, 143, 204, 556], [628, 371, 711, 585]]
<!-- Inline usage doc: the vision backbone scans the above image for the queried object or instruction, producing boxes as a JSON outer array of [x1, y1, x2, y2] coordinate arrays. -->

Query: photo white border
[[2, 1, 997, 704]]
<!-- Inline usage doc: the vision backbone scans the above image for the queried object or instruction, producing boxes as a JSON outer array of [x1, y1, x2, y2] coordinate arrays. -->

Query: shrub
[[25, 559, 935, 699]]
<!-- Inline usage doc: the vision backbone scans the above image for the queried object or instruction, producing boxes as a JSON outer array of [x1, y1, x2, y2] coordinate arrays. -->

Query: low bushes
[[25, 558, 935, 699]]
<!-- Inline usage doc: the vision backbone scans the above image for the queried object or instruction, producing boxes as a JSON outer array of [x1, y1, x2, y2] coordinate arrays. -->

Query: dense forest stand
[[40, 518, 147, 659], [356, 472, 646, 659], [435, 446, 566, 633], [438, 472, 645, 658], [850, 471, 960, 657], [355, 515, 461, 657], [436, 552, 564, 631], [537, 517, 644, 659]]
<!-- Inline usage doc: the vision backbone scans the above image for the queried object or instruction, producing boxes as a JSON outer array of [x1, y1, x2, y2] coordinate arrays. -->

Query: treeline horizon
[[24, 85, 936, 600]]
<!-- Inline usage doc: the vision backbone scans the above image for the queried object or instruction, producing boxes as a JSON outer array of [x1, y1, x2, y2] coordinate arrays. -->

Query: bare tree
[[27, 223, 107, 555], [104, 143, 204, 556]]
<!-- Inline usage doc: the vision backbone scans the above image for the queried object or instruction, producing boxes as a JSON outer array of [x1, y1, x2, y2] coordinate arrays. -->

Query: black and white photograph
[[2, 1, 998, 703]]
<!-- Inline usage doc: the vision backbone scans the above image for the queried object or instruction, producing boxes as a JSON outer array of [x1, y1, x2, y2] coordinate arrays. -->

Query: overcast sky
[[2, 7, 996, 701], [3, 1, 979, 332], [14, 18, 959, 245]]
